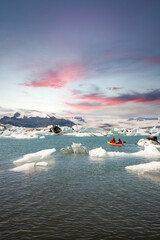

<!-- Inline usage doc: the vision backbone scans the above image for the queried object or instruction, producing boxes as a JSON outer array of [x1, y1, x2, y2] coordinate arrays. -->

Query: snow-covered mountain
[[0, 110, 55, 119], [128, 117, 159, 121], [0, 111, 75, 128]]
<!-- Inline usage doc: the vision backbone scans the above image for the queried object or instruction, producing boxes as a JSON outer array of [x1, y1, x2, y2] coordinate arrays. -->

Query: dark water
[[0, 135, 160, 239]]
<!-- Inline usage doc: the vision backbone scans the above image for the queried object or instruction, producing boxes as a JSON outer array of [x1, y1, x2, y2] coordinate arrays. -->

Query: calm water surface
[[0, 135, 160, 239]]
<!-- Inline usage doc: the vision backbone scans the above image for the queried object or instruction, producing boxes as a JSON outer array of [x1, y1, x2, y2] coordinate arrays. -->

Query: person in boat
[[110, 137, 116, 143], [116, 138, 122, 144]]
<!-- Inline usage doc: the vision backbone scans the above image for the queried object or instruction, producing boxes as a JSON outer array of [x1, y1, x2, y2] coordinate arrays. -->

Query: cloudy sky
[[0, 0, 160, 119]]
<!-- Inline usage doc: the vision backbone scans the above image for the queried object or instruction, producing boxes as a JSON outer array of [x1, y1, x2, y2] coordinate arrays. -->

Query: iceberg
[[0, 126, 39, 139], [14, 148, 56, 165], [40, 136, 45, 139], [71, 143, 88, 154], [60, 146, 73, 154], [137, 134, 160, 148], [132, 145, 160, 157], [126, 161, 160, 174], [89, 147, 107, 158], [102, 145, 160, 158], [60, 143, 88, 154], [11, 163, 35, 172]]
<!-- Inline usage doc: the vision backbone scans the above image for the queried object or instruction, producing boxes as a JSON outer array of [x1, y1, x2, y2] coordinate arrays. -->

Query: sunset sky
[[1, 0, 160, 119]]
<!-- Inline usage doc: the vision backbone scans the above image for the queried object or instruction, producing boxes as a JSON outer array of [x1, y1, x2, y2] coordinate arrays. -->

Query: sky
[[0, 0, 160, 119]]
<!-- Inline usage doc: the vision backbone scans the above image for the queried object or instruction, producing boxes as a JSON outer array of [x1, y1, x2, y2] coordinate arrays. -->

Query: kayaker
[[110, 137, 116, 143], [116, 138, 122, 144]]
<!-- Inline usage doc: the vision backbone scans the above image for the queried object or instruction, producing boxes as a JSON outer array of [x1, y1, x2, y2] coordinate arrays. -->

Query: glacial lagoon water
[[0, 135, 160, 239]]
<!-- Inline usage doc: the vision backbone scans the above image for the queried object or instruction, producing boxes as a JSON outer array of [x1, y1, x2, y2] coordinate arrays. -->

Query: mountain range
[[0, 112, 75, 128], [128, 117, 159, 121]]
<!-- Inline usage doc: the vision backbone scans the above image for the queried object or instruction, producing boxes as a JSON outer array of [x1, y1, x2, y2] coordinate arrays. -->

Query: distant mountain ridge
[[128, 117, 159, 121], [0, 112, 75, 128]]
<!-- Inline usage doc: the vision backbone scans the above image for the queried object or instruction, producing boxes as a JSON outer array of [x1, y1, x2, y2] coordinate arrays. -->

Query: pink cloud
[[68, 89, 160, 111], [19, 63, 86, 88], [76, 95, 127, 106]]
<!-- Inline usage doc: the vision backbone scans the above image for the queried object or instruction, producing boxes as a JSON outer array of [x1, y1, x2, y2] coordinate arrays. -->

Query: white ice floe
[[0, 128, 39, 139], [11, 148, 55, 172], [125, 161, 160, 174], [71, 143, 88, 154], [39, 136, 45, 139], [137, 139, 160, 148], [36, 161, 48, 166], [137, 134, 160, 148], [89, 147, 107, 158], [133, 145, 160, 157], [93, 145, 160, 159], [11, 163, 35, 172], [60, 143, 88, 154], [60, 146, 73, 154], [11, 132, 39, 139], [137, 138, 151, 147], [106, 145, 160, 158], [14, 148, 56, 165]]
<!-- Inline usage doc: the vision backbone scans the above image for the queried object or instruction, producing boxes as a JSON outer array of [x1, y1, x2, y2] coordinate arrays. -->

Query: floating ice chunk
[[89, 147, 107, 158], [36, 161, 48, 166], [60, 146, 73, 154], [14, 148, 56, 165], [144, 145, 160, 155], [107, 145, 160, 158], [126, 161, 160, 174], [137, 138, 149, 147], [40, 136, 45, 139], [133, 145, 160, 157], [60, 143, 88, 154], [0, 130, 39, 139], [11, 163, 35, 172], [71, 142, 88, 154], [137, 134, 160, 148], [137, 139, 160, 148], [11, 133, 39, 139]]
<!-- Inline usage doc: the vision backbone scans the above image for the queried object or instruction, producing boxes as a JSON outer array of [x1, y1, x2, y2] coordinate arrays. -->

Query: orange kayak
[[107, 141, 124, 146]]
